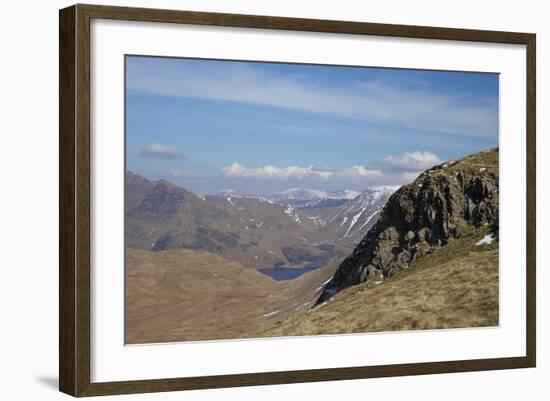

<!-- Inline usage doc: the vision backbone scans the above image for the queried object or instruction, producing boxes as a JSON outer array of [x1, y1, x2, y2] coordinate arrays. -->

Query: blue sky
[[126, 55, 499, 195]]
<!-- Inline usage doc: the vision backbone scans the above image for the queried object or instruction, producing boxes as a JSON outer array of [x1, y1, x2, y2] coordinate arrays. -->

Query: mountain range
[[267, 188, 361, 208], [125, 173, 396, 269]]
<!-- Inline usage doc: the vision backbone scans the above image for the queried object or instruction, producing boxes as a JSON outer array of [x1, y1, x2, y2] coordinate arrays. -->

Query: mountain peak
[[272, 188, 360, 202], [155, 178, 177, 188]]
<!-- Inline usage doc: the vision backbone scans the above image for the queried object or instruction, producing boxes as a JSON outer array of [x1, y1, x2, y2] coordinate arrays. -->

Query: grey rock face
[[316, 148, 499, 304]]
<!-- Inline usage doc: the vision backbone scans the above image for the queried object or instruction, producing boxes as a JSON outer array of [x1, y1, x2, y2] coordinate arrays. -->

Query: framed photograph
[[59, 4, 536, 397]]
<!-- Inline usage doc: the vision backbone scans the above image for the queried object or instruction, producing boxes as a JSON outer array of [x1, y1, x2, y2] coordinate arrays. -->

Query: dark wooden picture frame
[[59, 3, 536, 397]]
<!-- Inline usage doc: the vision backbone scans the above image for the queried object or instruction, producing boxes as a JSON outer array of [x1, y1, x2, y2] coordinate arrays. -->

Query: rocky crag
[[317, 148, 499, 304]]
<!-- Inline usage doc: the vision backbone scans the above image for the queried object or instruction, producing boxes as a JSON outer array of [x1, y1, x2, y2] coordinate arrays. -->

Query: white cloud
[[400, 171, 423, 182], [139, 143, 184, 159], [221, 152, 442, 186], [127, 59, 498, 138], [222, 162, 381, 181], [338, 165, 383, 178], [383, 151, 441, 171]]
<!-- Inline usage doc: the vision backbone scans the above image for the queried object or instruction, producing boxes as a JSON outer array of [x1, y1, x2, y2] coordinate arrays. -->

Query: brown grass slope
[[125, 248, 339, 344], [258, 226, 498, 337]]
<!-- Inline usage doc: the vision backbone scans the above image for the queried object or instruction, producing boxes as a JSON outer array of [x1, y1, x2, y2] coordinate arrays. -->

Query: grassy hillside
[[125, 248, 338, 343], [258, 226, 498, 337]]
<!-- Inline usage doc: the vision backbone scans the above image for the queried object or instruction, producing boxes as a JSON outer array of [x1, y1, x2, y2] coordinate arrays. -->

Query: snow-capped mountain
[[217, 189, 275, 204], [218, 189, 241, 196], [353, 186, 401, 205], [216, 186, 399, 244], [302, 186, 400, 244], [272, 188, 360, 201], [269, 188, 361, 209]]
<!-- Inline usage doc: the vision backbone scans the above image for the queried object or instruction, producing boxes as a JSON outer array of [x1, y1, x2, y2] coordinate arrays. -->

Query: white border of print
[[90, 19, 526, 383]]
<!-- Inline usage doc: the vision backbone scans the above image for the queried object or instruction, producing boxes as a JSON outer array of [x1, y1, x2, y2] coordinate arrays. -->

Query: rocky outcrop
[[317, 148, 499, 304]]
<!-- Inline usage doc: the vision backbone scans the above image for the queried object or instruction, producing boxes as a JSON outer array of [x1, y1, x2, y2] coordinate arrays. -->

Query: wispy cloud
[[222, 162, 382, 181], [139, 143, 185, 159], [127, 59, 498, 138]]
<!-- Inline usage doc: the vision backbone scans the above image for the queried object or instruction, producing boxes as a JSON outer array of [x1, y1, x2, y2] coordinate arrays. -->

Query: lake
[[259, 266, 317, 281]]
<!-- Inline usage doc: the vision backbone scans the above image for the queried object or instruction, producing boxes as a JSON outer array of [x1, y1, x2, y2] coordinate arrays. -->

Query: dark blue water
[[259, 267, 317, 281]]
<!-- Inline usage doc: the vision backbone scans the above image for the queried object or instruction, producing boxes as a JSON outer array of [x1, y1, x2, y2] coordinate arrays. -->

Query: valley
[[125, 148, 499, 344]]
